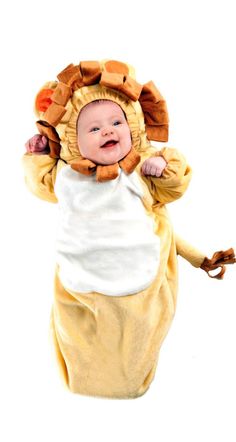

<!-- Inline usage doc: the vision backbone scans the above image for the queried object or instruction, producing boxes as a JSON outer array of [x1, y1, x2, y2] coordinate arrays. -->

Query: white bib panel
[[54, 166, 160, 296]]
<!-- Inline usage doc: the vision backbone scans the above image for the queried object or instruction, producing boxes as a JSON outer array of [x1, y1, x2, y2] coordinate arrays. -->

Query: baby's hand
[[25, 134, 49, 154], [141, 156, 167, 177]]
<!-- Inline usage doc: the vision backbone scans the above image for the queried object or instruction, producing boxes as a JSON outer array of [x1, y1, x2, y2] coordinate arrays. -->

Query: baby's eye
[[113, 120, 122, 126], [90, 127, 100, 132]]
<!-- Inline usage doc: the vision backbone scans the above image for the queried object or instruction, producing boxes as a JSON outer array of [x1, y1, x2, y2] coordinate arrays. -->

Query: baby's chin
[[97, 146, 132, 165], [98, 157, 125, 166]]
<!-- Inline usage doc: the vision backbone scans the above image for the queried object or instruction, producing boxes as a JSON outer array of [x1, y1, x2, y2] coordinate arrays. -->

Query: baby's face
[[77, 101, 132, 165]]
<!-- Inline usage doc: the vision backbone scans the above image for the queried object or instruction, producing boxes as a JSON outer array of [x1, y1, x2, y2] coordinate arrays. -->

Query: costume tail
[[175, 234, 236, 280]]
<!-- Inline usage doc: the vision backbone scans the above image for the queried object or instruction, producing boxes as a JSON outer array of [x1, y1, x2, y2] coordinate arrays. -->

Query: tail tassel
[[200, 248, 236, 279]]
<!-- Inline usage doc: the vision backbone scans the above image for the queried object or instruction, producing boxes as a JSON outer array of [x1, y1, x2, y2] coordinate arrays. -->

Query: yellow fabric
[[23, 144, 198, 398], [22, 154, 65, 203], [139, 146, 192, 204], [175, 235, 206, 268], [22, 142, 208, 398]]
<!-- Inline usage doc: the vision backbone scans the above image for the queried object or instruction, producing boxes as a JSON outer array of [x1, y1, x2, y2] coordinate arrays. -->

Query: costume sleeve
[[141, 146, 192, 204], [22, 153, 65, 203]]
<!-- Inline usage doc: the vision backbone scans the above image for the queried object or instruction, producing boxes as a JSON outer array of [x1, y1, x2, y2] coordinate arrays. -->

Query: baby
[[23, 60, 235, 399]]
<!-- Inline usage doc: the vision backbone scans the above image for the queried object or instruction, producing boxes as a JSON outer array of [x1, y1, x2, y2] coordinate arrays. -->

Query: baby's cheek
[[77, 139, 86, 156]]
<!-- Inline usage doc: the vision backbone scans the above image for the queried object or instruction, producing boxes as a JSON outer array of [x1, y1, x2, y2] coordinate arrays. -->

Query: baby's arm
[[22, 134, 62, 203], [140, 147, 192, 204]]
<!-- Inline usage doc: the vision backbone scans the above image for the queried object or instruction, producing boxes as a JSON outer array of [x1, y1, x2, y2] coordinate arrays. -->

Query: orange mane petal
[[36, 89, 54, 112]]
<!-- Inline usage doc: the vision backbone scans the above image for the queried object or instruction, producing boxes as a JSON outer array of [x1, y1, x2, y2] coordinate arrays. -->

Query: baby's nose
[[102, 125, 114, 136]]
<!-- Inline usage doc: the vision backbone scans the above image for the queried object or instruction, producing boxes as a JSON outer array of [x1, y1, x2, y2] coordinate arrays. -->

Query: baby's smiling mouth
[[101, 139, 118, 148]]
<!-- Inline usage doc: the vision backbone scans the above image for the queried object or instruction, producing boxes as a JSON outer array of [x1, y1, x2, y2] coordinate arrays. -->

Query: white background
[[1, 0, 235, 441]]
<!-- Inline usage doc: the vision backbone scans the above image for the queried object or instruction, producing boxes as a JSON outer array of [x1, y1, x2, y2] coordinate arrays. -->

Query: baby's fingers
[[25, 134, 49, 153], [141, 162, 150, 175]]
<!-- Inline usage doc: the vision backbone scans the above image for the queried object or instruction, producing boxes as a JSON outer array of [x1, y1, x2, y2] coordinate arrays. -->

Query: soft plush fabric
[[22, 59, 235, 399]]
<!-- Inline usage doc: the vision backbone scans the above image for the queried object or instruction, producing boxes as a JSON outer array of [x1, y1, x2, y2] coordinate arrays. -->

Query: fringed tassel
[[96, 163, 120, 182], [119, 146, 141, 174], [200, 248, 236, 279], [71, 159, 97, 175]]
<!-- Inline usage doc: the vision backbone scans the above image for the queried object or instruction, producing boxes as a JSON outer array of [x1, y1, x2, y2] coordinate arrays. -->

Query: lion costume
[[22, 60, 235, 399]]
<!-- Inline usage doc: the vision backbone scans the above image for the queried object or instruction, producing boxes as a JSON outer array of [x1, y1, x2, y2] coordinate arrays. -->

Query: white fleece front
[[54, 166, 160, 296]]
